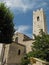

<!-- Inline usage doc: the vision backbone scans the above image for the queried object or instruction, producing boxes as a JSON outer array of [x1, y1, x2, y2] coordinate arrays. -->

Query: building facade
[[1, 43, 26, 65]]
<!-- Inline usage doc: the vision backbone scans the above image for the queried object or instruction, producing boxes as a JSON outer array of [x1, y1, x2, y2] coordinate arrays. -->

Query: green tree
[[21, 54, 30, 65], [0, 3, 15, 43], [28, 30, 49, 61]]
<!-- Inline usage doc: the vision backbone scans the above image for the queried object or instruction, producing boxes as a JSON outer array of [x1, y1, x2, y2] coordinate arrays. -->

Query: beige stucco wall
[[13, 32, 24, 43], [3, 44, 10, 63], [19, 40, 34, 53], [2, 42, 25, 65], [30, 57, 49, 65]]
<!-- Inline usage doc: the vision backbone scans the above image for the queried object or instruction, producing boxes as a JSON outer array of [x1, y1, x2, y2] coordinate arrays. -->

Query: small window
[[37, 16, 39, 21], [15, 37, 18, 42], [18, 49, 21, 55]]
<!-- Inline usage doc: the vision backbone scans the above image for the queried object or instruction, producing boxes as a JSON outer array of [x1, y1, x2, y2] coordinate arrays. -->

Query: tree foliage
[[28, 30, 49, 61], [21, 54, 30, 65], [0, 3, 15, 43]]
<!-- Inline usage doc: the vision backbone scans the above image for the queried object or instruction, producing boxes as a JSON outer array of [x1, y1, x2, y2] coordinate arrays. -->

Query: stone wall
[[13, 32, 34, 53], [30, 57, 49, 65], [33, 8, 47, 36], [19, 40, 34, 53], [2, 42, 26, 65], [16, 36, 34, 53]]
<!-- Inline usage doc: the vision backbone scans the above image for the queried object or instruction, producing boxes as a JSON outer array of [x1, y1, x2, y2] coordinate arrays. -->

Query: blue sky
[[0, 0, 49, 38]]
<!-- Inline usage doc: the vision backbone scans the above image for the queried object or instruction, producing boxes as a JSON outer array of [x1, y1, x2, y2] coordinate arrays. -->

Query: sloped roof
[[14, 32, 33, 41]]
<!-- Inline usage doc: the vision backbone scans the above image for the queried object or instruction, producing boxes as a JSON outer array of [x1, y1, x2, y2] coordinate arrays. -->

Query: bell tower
[[33, 8, 47, 37]]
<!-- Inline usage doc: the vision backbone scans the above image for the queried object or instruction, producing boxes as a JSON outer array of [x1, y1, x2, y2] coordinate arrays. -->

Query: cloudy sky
[[0, 0, 49, 37]]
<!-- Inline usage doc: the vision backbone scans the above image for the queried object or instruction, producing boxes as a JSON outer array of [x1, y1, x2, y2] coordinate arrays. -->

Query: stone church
[[1, 8, 47, 65]]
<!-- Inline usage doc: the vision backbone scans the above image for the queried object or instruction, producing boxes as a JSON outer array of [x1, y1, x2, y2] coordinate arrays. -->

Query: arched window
[[15, 37, 18, 42], [37, 16, 39, 21], [18, 49, 21, 55]]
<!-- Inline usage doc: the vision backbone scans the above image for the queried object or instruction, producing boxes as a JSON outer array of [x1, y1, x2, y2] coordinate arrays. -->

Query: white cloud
[[15, 25, 30, 33], [1, 0, 48, 12], [14, 25, 32, 38], [4, 0, 35, 12]]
